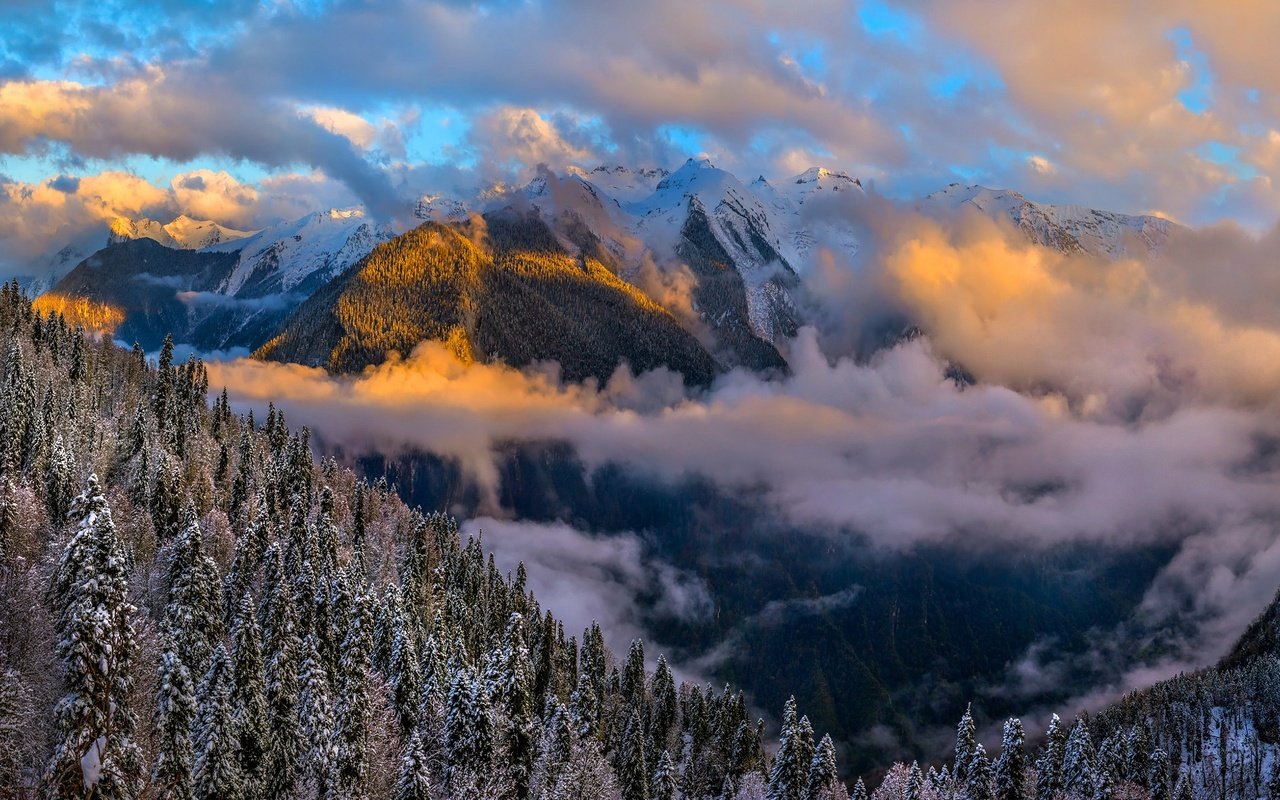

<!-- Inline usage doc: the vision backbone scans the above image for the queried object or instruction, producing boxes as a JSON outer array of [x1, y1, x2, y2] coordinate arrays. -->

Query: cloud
[[0, 71, 404, 219], [467, 107, 602, 178], [169, 169, 260, 228], [460, 516, 711, 681]]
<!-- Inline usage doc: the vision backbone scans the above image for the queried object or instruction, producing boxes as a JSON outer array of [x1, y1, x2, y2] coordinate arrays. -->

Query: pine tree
[[229, 595, 269, 797], [1035, 714, 1065, 800], [444, 668, 493, 792], [851, 777, 868, 800], [617, 707, 650, 800], [1061, 720, 1097, 799], [652, 749, 678, 800], [45, 475, 144, 799], [335, 586, 373, 799], [0, 477, 17, 563], [388, 604, 423, 736], [994, 717, 1026, 800], [768, 697, 810, 800], [222, 505, 269, 625], [152, 634, 197, 800], [263, 583, 303, 797], [395, 725, 433, 800], [903, 761, 923, 800], [166, 503, 222, 676], [806, 734, 840, 800], [622, 639, 646, 708], [45, 434, 74, 524], [954, 704, 977, 788], [193, 644, 244, 800], [0, 667, 32, 789], [967, 742, 995, 800], [649, 655, 677, 755], [497, 614, 537, 800], [298, 635, 339, 799], [1149, 747, 1172, 800], [1173, 773, 1193, 800]]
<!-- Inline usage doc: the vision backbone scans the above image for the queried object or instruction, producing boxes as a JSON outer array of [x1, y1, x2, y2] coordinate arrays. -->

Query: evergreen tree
[[617, 707, 650, 800], [621, 639, 646, 709], [0, 477, 17, 563], [165, 503, 222, 676], [1061, 720, 1097, 799], [967, 742, 995, 800], [45, 435, 75, 524], [263, 585, 303, 797], [152, 634, 197, 800], [497, 614, 537, 800], [767, 697, 810, 800], [806, 734, 840, 800], [193, 645, 244, 800], [1173, 774, 1192, 800], [649, 655, 677, 755], [651, 749, 678, 800], [993, 717, 1026, 800], [298, 635, 339, 799], [388, 604, 423, 736], [954, 704, 977, 788], [1035, 714, 1065, 800], [45, 475, 144, 799], [229, 595, 269, 797], [904, 761, 922, 800], [444, 668, 493, 792], [0, 667, 33, 789], [850, 777, 867, 800], [335, 587, 373, 799], [395, 725, 432, 800], [1149, 746, 1172, 800]]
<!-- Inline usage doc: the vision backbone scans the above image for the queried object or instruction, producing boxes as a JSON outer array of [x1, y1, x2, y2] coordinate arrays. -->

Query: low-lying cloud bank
[[210, 199, 1280, 705]]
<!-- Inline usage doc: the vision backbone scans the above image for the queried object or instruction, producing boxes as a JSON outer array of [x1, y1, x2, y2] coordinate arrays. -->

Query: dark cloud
[[46, 174, 78, 193]]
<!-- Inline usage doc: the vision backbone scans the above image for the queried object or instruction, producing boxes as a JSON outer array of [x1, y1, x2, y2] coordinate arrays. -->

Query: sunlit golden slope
[[31, 293, 126, 335], [256, 213, 720, 385]]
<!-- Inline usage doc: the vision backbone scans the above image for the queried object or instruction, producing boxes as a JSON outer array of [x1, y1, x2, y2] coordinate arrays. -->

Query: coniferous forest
[[1, 279, 1278, 800]]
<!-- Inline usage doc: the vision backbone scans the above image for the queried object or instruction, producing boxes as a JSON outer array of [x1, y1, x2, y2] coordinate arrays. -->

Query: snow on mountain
[[569, 164, 671, 204], [753, 167, 864, 266], [206, 208, 394, 299], [414, 194, 469, 223], [107, 215, 255, 250], [163, 215, 255, 249], [623, 157, 799, 343], [921, 183, 1178, 259]]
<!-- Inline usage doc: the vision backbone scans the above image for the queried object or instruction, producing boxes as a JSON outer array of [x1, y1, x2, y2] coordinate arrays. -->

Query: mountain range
[[32, 159, 1178, 375]]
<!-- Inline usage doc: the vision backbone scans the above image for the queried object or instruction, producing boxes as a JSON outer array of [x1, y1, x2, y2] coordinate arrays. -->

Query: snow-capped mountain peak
[[107, 214, 255, 250], [206, 207, 393, 299], [921, 183, 1178, 258], [790, 166, 861, 189]]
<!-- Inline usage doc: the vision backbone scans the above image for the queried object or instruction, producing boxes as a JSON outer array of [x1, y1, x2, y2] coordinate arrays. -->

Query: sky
[[3, 0, 1280, 274]]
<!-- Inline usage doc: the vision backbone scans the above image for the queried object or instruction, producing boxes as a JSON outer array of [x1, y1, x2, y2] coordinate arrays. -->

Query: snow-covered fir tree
[[45, 475, 144, 799]]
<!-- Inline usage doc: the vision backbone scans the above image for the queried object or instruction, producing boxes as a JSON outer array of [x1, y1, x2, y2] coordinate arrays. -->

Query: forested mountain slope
[[256, 212, 720, 386], [0, 283, 820, 798]]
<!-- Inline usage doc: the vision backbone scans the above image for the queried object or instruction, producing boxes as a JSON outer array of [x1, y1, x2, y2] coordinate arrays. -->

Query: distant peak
[[683, 156, 716, 170], [792, 166, 858, 186], [325, 208, 365, 220]]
